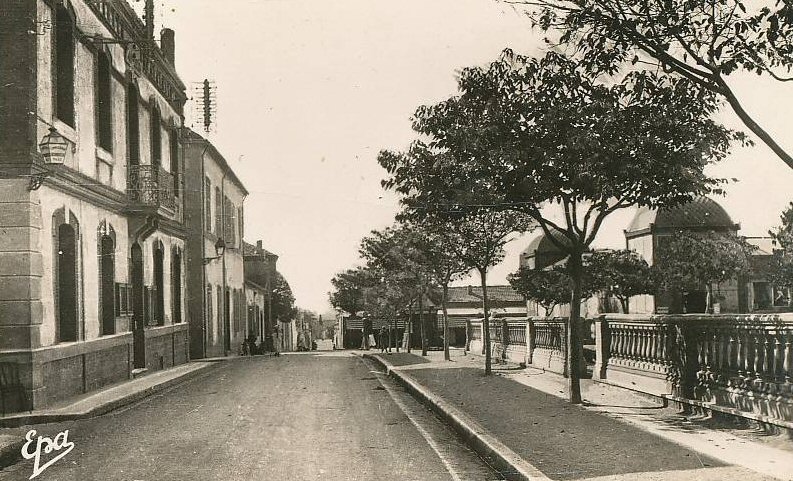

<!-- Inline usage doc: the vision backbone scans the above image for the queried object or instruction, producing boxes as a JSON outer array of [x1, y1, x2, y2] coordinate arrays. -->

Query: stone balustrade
[[465, 313, 793, 427]]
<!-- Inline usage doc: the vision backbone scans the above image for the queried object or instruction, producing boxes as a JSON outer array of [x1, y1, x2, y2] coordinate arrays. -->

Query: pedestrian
[[272, 324, 281, 357], [379, 325, 388, 353]]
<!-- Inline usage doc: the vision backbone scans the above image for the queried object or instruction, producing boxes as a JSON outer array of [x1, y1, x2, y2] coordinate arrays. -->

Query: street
[[0, 354, 498, 481]]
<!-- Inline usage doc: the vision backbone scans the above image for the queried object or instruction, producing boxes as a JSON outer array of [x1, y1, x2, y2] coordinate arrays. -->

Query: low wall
[[0, 323, 190, 412]]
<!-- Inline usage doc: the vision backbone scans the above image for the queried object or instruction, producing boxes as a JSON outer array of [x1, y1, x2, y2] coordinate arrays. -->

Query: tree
[[359, 226, 434, 355], [414, 219, 470, 361], [379, 50, 742, 402], [507, 0, 793, 167], [329, 267, 371, 317], [509, 266, 575, 316], [271, 271, 297, 322], [586, 250, 656, 313], [769, 202, 793, 293], [654, 231, 756, 312]]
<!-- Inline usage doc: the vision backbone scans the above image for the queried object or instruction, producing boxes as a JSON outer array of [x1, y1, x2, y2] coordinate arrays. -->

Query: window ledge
[[96, 146, 114, 165], [53, 119, 77, 145]]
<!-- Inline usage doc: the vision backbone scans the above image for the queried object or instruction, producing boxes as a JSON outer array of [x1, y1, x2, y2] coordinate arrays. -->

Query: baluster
[[763, 331, 773, 380], [774, 333, 784, 382], [753, 331, 762, 379], [643, 327, 651, 362], [650, 326, 659, 363], [716, 329, 726, 373], [625, 326, 633, 359], [616, 327, 624, 358], [726, 333, 735, 375], [739, 330, 749, 378]]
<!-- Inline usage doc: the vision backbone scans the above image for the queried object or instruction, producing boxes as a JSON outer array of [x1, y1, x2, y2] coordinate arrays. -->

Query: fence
[[465, 313, 793, 427]]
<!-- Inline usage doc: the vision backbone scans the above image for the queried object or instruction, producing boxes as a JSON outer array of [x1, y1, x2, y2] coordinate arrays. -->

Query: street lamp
[[39, 127, 69, 165], [30, 127, 69, 190], [203, 237, 226, 264]]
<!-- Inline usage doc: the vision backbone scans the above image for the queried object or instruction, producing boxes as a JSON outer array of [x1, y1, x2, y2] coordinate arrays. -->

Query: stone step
[[131, 368, 149, 379]]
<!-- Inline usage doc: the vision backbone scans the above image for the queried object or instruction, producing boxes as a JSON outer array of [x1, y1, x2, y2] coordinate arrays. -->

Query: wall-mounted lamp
[[203, 238, 226, 264], [29, 127, 69, 190]]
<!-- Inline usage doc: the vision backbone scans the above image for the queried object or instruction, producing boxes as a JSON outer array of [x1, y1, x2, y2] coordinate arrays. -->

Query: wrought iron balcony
[[127, 164, 176, 212]]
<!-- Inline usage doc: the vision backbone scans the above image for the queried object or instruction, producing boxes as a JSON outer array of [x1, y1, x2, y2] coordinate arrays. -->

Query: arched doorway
[[131, 243, 145, 369], [171, 248, 182, 324], [57, 224, 78, 342], [153, 242, 164, 326], [99, 234, 115, 335]]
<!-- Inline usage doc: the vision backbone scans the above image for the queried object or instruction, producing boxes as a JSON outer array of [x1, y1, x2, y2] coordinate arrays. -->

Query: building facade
[[243, 240, 278, 351], [182, 130, 248, 358], [0, 0, 189, 410]]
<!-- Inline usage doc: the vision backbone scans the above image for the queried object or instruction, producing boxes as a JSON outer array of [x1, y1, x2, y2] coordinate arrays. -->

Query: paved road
[[0, 352, 498, 480]]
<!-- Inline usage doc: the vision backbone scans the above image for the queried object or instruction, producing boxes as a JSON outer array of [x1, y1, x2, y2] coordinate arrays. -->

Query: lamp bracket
[[27, 171, 50, 191]]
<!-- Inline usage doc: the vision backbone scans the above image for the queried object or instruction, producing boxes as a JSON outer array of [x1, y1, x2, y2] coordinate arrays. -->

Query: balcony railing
[[127, 164, 175, 211]]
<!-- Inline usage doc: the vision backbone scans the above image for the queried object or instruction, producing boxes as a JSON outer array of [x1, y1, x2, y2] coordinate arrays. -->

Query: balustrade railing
[[600, 314, 793, 413], [689, 319, 793, 395], [507, 321, 527, 346], [127, 164, 176, 212], [533, 319, 565, 352]]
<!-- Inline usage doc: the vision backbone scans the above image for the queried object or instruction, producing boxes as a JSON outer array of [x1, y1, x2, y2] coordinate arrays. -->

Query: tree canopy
[[510, 0, 792, 167], [379, 49, 743, 402]]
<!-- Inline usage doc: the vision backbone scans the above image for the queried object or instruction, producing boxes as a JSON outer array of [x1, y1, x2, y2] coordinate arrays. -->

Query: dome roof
[[626, 196, 736, 234], [521, 230, 568, 257]]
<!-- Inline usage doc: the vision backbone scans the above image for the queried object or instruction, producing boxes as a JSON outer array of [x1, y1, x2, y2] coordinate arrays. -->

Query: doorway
[[100, 235, 115, 335], [57, 224, 78, 342], [131, 243, 146, 369], [153, 243, 164, 325]]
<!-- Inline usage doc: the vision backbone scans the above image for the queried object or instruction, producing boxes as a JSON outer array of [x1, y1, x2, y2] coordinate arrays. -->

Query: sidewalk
[[365, 349, 793, 481], [0, 360, 223, 468]]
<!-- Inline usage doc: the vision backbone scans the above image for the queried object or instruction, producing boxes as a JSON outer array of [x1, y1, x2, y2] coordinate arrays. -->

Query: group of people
[[240, 325, 282, 357], [360, 325, 400, 353]]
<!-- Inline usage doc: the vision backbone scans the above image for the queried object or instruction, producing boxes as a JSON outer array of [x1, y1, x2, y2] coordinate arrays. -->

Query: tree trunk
[[419, 286, 427, 356], [479, 268, 492, 375], [620, 296, 629, 314], [567, 251, 584, 404], [407, 301, 413, 353], [442, 283, 450, 361]]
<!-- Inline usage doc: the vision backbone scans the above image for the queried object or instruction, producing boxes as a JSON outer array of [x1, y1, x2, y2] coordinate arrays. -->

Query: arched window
[[54, 5, 75, 126], [98, 222, 116, 336], [150, 103, 162, 168], [53, 209, 80, 343], [95, 50, 113, 152], [127, 83, 140, 164]]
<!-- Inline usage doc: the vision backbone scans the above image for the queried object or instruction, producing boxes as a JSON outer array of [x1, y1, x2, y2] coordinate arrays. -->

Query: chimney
[[256, 240, 263, 251], [160, 28, 175, 66], [144, 0, 155, 39]]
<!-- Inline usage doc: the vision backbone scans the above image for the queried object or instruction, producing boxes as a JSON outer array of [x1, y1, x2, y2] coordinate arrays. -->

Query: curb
[[363, 354, 550, 481], [0, 362, 219, 430]]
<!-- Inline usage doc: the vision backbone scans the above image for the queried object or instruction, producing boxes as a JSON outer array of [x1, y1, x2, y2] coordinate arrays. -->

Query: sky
[[147, 0, 793, 313]]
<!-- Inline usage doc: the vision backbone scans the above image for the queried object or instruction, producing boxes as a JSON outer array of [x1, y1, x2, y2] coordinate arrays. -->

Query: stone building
[[625, 196, 742, 314], [0, 0, 189, 410], [182, 130, 248, 359], [244, 240, 278, 351]]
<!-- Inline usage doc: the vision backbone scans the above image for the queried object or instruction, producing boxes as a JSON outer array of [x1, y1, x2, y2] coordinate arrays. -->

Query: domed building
[[624, 196, 742, 314], [519, 230, 569, 270]]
